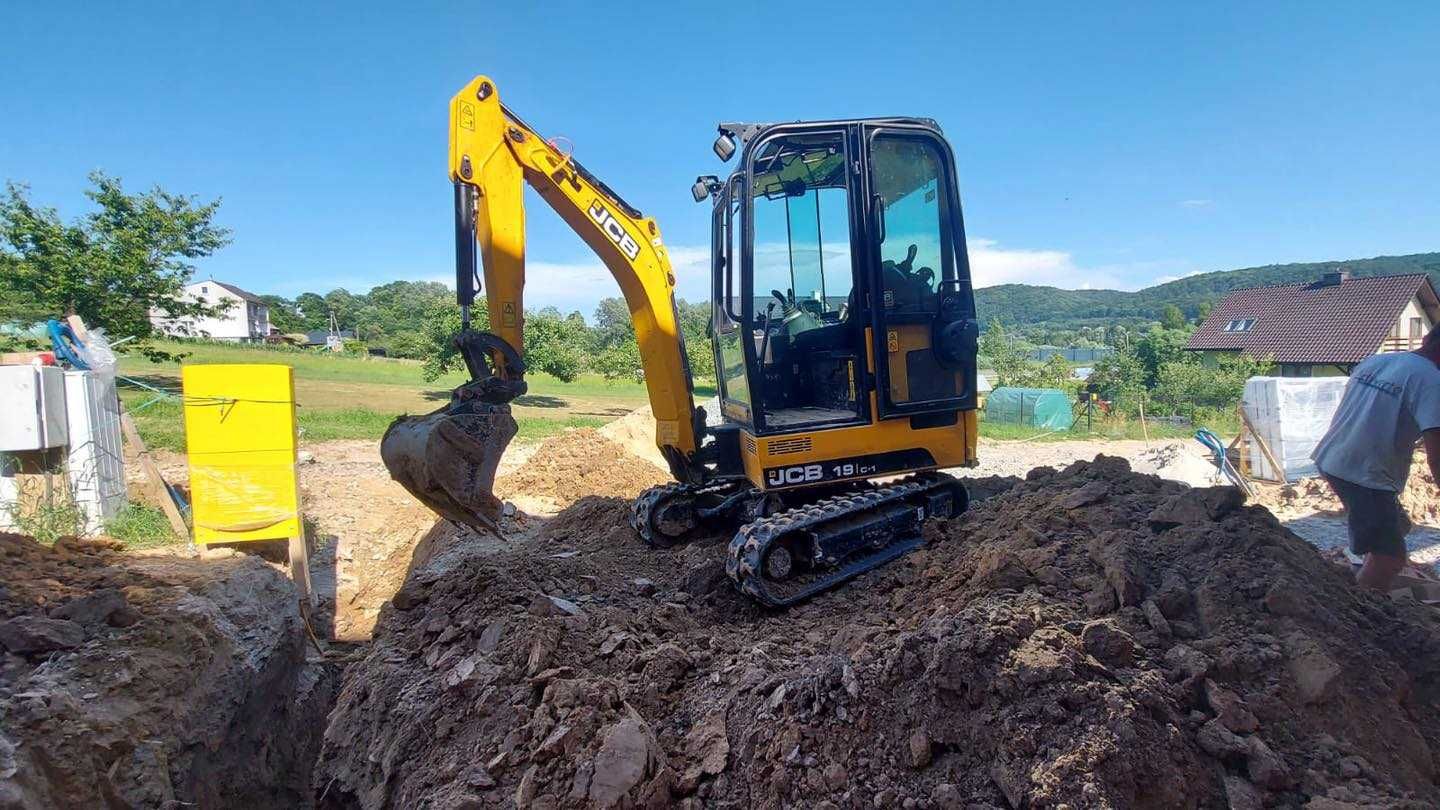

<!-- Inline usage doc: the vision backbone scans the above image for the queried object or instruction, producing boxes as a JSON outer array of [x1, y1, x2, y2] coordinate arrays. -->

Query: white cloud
[[1179, 199, 1213, 208], [467, 243, 714, 317], [1153, 269, 1205, 284], [967, 239, 1129, 290]]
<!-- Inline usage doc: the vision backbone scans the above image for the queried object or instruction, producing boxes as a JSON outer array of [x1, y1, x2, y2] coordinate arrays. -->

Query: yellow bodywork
[[449, 76, 696, 457], [182, 364, 302, 544], [740, 400, 977, 491]]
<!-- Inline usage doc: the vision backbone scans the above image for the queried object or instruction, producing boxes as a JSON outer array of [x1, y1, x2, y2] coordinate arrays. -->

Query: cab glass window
[[871, 136, 951, 312], [748, 133, 853, 328]]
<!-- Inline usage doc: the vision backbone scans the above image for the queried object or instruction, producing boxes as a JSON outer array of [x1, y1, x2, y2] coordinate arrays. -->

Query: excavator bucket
[[379, 404, 517, 533]]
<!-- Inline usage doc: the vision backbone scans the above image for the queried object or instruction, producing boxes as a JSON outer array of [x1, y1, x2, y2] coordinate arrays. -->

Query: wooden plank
[[288, 533, 317, 609], [119, 410, 190, 540], [1239, 408, 1286, 482]]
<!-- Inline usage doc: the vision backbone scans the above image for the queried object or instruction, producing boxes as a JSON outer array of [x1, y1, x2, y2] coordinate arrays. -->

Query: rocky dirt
[[0, 532, 338, 809], [313, 446, 1440, 808]]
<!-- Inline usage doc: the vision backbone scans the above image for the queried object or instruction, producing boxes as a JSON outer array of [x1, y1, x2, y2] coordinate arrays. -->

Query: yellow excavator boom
[[449, 75, 700, 460], [380, 76, 704, 532]]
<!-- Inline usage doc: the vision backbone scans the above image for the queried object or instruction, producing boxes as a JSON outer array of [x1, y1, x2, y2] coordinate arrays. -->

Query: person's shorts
[[1321, 473, 1411, 558]]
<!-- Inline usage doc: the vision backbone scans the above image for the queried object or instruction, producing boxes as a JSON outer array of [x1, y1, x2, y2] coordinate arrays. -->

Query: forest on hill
[[975, 252, 1440, 329]]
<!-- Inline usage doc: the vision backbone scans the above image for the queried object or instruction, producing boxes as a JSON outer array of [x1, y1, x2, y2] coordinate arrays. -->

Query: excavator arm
[[449, 76, 699, 458], [381, 76, 702, 531]]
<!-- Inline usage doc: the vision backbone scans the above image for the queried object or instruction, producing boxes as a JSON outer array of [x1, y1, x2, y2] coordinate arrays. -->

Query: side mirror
[[691, 175, 721, 203], [713, 132, 736, 162]]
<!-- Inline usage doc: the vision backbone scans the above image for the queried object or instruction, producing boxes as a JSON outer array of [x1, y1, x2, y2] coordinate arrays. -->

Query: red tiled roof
[[1186, 273, 1437, 364]]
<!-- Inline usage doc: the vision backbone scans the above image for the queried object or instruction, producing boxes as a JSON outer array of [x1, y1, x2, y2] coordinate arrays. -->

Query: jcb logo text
[[766, 464, 823, 487], [588, 201, 640, 261]]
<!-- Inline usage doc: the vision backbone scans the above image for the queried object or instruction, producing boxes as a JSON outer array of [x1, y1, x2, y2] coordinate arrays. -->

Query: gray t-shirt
[[1312, 352, 1440, 491]]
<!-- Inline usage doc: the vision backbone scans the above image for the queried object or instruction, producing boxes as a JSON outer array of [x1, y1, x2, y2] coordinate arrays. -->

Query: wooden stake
[[1138, 397, 1150, 446], [289, 532, 316, 608], [1239, 408, 1286, 482]]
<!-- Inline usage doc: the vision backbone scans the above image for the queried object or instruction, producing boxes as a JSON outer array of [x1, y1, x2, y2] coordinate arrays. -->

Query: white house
[[150, 279, 271, 342]]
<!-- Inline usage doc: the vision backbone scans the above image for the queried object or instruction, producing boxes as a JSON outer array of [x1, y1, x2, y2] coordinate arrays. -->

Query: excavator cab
[[706, 119, 980, 487]]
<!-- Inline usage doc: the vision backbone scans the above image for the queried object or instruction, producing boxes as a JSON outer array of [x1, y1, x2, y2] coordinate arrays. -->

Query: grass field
[[118, 340, 659, 451]]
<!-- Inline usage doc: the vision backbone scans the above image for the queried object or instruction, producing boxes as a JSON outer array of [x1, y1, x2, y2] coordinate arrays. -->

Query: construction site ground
[[125, 415, 1440, 643], [6, 409, 1440, 807]]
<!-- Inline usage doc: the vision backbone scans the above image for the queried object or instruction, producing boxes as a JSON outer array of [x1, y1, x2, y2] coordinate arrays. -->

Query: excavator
[[381, 76, 982, 607]]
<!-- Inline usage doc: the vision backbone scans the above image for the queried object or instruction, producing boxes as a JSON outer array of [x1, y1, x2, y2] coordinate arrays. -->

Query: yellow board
[[182, 364, 302, 545]]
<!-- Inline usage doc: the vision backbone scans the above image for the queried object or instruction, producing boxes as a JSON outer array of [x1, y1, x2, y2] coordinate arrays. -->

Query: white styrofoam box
[[0, 365, 68, 451], [64, 370, 127, 535], [1242, 376, 1349, 482]]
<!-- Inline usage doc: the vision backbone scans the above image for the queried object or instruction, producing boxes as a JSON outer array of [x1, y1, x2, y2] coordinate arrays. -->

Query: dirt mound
[[597, 406, 669, 473], [1130, 441, 1226, 488], [1259, 448, 1440, 525], [495, 428, 671, 511], [315, 459, 1440, 808], [0, 533, 338, 808]]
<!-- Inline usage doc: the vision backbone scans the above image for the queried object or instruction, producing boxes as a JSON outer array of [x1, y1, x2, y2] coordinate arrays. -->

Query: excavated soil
[[495, 431, 672, 512], [315, 450, 1440, 808], [1258, 448, 1440, 527], [0, 532, 338, 808]]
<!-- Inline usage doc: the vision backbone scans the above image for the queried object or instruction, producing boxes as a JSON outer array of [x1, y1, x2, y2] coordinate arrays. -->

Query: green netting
[[985, 387, 1075, 429]]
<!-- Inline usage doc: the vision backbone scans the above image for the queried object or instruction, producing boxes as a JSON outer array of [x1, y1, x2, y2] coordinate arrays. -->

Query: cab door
[[712, 176, 753, 426], [863, 125, 978, 418]]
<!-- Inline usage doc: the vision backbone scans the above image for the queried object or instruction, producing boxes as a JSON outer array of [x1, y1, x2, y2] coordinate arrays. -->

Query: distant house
[[150, 279, 270, 342], [302, 329, 355, 348], [1186, 271, 1440, 376]]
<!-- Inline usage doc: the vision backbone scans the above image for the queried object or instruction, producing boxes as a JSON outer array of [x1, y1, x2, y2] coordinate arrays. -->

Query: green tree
[[421, 306, 467, 382], [1160, 304, 1186, 330], [592, 339, 644, 383], [1086, 346, 1148, 414], [294, 292, 330, 331], [323, 289, 361, 331], [979, 318, 1032, 387], [1151, 352, 1270, 419], [590, 296, 714, 382], [260, 294, 304, 333], [675, 299, 715, 379], [524, 307, 590, 382], [0, 173, 231, 351], [1133, 325, 1192, 387], [592, 297, 633, 349]]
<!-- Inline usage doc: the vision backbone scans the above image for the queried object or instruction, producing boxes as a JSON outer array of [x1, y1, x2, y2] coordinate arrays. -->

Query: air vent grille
[[743, 434, 757, 455], [766, 436, 813, 456]]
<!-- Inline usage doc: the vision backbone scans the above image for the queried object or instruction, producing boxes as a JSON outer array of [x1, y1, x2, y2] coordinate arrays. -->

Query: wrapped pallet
[[63, 369, 127, 535], [1242, 376, 1349, 482]]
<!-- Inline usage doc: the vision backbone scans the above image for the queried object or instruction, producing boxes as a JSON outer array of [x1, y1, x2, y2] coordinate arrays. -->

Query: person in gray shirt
[[1312, 327, 1440, 590]]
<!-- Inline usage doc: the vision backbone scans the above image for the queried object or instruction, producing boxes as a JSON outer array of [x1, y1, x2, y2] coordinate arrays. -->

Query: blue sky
[[3, 2, 1438, 316]]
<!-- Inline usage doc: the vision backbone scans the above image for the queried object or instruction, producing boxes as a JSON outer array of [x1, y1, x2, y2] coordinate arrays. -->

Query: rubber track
[[631, 482, 693, 547], [726, 474, 954, 608]]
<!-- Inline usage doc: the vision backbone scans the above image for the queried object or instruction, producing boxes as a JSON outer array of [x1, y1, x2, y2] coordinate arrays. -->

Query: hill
[[975, 252, 1440, 328]]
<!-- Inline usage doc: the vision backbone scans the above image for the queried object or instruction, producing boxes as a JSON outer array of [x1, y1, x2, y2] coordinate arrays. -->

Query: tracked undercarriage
[[633, 474, 969, 607]]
